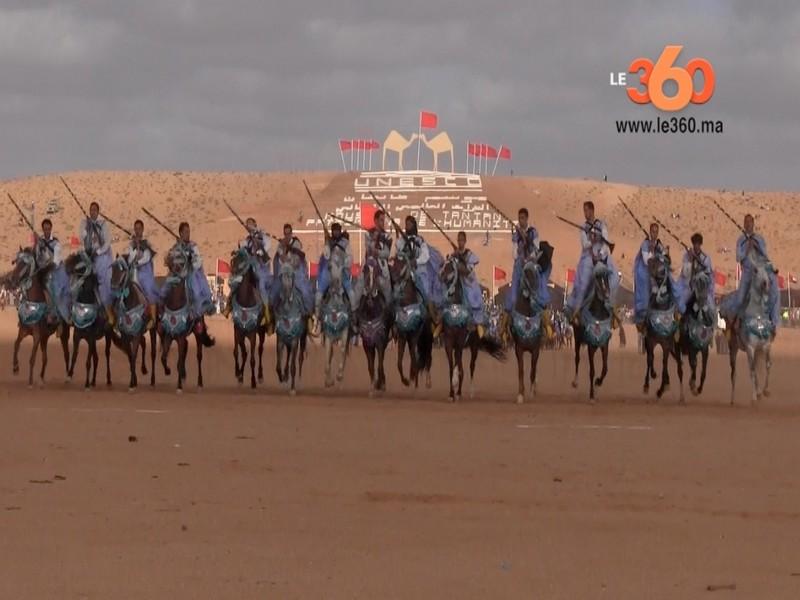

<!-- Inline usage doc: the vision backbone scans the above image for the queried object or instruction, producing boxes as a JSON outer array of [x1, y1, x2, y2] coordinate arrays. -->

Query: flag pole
[[416, 113, 422, 171], [350, 139, 354, 171], [478, 145, 482, 175], [492, 265, 495, 301], [492, 145, 503, 176], [339, 142, 346, 172], [369, 144, 373, 171], [465, 141, 469, 176]]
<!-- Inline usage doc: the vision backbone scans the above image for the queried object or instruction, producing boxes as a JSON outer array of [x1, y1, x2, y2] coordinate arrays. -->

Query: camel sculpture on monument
[[382, 131, 418, 171], [419, 132, 455, 173]]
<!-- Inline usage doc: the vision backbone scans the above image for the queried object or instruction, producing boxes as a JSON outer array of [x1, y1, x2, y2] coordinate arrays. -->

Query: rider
[[315, 222, 353, 329], [678, 233, 715, 324], [564, 200, 619, 324], [720, 214, 779, 336], [224, 217, 272, 326], [127, 219, 160, 330], [78, 201, 114, 325], [350, 209, 393, 314], [171, 222, 214, 338], [34, 218, 71, 326], [272, 223, 314, 326], [447, 231, 486, 339], [633, 222, 667, 331], [395, 214, 444, 335]]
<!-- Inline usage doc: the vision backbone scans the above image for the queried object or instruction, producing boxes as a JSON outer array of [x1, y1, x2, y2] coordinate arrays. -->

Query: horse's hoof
[[368, 390, 374, 399], [516, 394, 524, 404], [12, 367, 19, 375], [400, 378, 410, 388], [763, 389, 771, 398], [289, 389, 297, 397], [454, 394, 461, 403], [84, 386, 90, 392], [426, 376, 432, 390], [27, 384, 33, 390], [325, 379, 334, 388], [469, 388, 475, 400], [176, 389, 183, 395], [571, 380, 578, 389], [594, 378, 603, 387], [128, 387, 135, 394], [526, 389, 535, 401], [588, 396, 596, 405]]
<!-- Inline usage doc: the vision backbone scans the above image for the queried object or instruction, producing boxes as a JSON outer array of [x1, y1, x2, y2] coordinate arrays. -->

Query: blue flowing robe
[[678, 250, 715, 315], [565, 219, 619, 314], [396, 235, 444, 307], [505, 226, 551, 311], [633, 238, 666, 323], [271, 236, 314, 315], [128, 240, 160, 304], [720, 234, 779, 326], [79, 217, 113, 307], [448, 249, 485, 325]]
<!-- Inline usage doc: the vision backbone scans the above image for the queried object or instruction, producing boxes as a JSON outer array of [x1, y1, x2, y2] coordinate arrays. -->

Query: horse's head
[[230, 247, 255, 281], [648, 253, 671, 285], [9, 247, 37, 288], [591, 261, 611, 304], [280, 262, 295, 296], [520, 253, 542, 300], [165, 247, 189, 279], [110, 255, 131, 296], [441, 256, 463, 304], [751, 259, 772, 303], [690, 267, 711, 308]]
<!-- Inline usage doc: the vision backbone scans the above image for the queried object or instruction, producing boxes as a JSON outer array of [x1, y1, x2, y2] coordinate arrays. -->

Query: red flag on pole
[[714, 270, 727, 286], [339, 140, 352, 151], [309, 262, 319, 278], [360, 202, 377, 227], [369, 140, 380, 150], [486, 145, 498, 159], [493, 266, 507, 281], [69, 236, 80, 248], [420, 111, 438, 129], [216, 258, 231, 276], [499, 147, 512, 160], [778, 274, 787, 290], [468, 142, 478, 156], [351, 263, 361, 277], [566, 268, 576, 284]]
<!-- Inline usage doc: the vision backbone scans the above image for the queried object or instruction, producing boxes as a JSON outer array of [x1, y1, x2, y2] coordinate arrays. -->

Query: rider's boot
[[222, 295, 233, 318], [428, 301, 442, 338], [476, 323, 486, 339], [611, 308, 621, 330], [261, 302, 272, 328], [543, 308, 555, 341], [105, 305, 116, 328], [499, 311, 510, 342]]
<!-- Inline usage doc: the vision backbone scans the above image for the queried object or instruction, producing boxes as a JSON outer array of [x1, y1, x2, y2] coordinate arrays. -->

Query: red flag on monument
[[468, 142, 478, 156], [493, 266, 507, 281], [360, 202, 377, 227], [216, 258, 231, 276], [485, 145, 498, 158], [499, 147, 512, 160], [339, 139, 352, 151], [419, 110, 438, 129], [309, 262, 319, 278], [351, 263, 362, 278], [778, 274, 787, 290], [714, 270, 727, 286]]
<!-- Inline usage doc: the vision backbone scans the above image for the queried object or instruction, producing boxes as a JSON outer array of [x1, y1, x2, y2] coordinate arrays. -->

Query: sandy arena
[[1, 310, 799, 599]]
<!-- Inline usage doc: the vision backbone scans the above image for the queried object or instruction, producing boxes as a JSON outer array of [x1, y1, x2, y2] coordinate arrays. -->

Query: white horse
[[319, 251, 351, 388], [728, 258, 774, 405]]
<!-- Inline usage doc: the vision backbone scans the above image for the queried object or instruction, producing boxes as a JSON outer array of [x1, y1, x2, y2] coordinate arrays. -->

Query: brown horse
[[110, 256, 157, 390], [389, 255, 433, 389], [356, 258, 391, 397], [3, 247, 70, 387], [229, 248, 263, 389], [159, 248, 213, 393]]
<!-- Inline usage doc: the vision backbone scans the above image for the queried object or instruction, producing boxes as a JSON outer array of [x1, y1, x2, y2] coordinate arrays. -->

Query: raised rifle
[[555, 215, 616, 254], [302, 179, 329, 241]]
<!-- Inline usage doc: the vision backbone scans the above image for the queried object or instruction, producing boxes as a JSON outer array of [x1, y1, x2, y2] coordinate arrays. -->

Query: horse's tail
[[417, 323, 434, 372], [198, 326, 215, 347], [478, 336, 507, 361]]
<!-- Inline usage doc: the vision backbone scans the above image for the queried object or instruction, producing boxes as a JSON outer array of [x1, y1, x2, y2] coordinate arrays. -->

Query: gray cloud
[[0, 1, 797, 189]]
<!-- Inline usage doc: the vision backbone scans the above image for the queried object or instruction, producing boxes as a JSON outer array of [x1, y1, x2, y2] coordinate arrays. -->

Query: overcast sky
[[0, 1, 797, 190]]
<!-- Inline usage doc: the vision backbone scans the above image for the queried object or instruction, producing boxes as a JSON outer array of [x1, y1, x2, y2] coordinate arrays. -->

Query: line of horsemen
[[18, 197, 778, 368]]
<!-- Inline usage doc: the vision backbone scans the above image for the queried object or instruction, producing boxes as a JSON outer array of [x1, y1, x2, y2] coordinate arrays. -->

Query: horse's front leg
[[571, 331, 581, 388], [377, 339, 387, 391], [140, 334, 148, 375], [762, 343, 772, 398], [161, 336, 173, 378], [12, 327, 25, 375], [195, 334, 204, 389], [128, 337, 139, 391], [529, 343, 541, 400], [149, 329, 157, 386], [745, 344, 759, 406], [257, 328, 265, 383], [454, 342, 465, 401], [656, 342, 671, 399], [596, 343, 609, 387], [697, 348, 708, 395], [445, 337, 456, 402], [728, 338, 738, 406], [249, 333, 257, 389], [85, 339, 94, 389], [289, 339, 299, 396], [336, 331, 348, 384], [69, 331, 80, 380], [176, 337, 188, 393], [588, 345, 597, 403], [233, 332, 242, 383], [643, 338, 653, 395], [275, 339, 284, 383], [673, 345, 685, 404], [26, 329, 41, 388], [397, 337, 409, 387], [104, 333, 112, 387], [38, 335, 48, 386], [364, 344, 376, 396], [59, 326, 70, 380], [324, 335, 334, 387], [409, 333, 420, 389], [468, 335, 478, 400], [515, 344, 525, 404], [687, 347, 698, 394]]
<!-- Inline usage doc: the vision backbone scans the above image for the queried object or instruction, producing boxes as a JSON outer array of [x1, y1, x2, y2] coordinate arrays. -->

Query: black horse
[[572, 262, 613, 402], [389, 255, 433, 389], [676, 264, 714, 396], [357, 257, 392, 396]]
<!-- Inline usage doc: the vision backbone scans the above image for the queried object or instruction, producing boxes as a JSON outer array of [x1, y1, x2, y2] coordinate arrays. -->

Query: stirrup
[[476, 324, 485, 339]]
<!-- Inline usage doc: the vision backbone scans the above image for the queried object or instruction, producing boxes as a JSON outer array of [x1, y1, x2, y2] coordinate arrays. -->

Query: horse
[[273, 262, 308, 395], [642, 254, 684, 401], [159, 247, 213, 393], [357, 257, 392, 397], [572, 261, 613, 402], [389, 255, 433, 389], [229, 248, 263, 389], [506, 254, 547, 403], [110, 255, 158, 390], [65, 251, 121, 390], [676, 266, 714, 396], [440, 255, 505, 402], [319, 250, 352, 388], [727, 257, 774, 405], [3, 247, 70, 387]]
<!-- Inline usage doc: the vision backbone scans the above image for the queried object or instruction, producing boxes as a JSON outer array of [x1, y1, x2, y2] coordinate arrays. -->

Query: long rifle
[[327, 213, 362, 229], [708, 196, 770, 264], [617, 196, 650, 238], [368, 191, 409, 244], [59, 176, 88, 219], [555, 214, 616, 254], [223, 198, 280, 242], [7, 192, 36, 235], [100, 212, 132, 237], [485, 198, 536, 255], [419, 206, 458, 253], [141, 207, 179, 241], [302, 179, 329, 241], [651, 215, 689, 252]]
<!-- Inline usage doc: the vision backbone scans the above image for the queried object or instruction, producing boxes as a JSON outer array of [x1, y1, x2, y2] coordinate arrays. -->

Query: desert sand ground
[[2, 306, 800, 599]]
